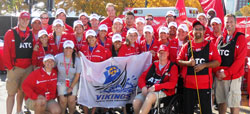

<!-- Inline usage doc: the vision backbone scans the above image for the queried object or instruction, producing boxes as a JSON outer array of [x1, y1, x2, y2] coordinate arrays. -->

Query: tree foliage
[[240, 5, 250, 16]]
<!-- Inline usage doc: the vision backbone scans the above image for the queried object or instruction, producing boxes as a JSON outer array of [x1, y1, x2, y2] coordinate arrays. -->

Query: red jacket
[[22, 68, 58, 100], [177, 40, 221, 89], [32, 42, 57, 67], [138, 61, 178, 96], [80, 44, 111, 62], [44, 25, 53, 34], [100, 17, 116, 34], [205, 33, 220, 45], [3, 27, 35, 70], [118, 43, 140, 57], [72, 34, 87, 51], [97, 36, 113, 51], [47, 23, 74, 34], [214, 30, 247, 80], [169, 38, 186, 63], [48, 32, 76, 54], [139, 39, 160, 62]]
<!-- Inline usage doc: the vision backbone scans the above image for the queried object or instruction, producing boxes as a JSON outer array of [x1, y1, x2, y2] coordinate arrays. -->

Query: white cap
[[166, 10, 176, 17], [38, 30, 48, 38], [207, 8, 216, 16], [158, 26, 169, 34], [168, 22, 177, 28], [56, 8, 66, 17], [85, 29, 97, 38], [63, 40, 74, 49], [79, 12, 88, 19], [31, 17, 41, 24], [112, 34, 122, 43], [43, 54, 55, 62], [99, 24, 108, 31], [113, 18, 123, 24], [196, 13, 206, 20], [89, 13, 99, 21], [143, 25, 154, 34], [53, 19, 64, 27], [73, 20, 83, 28], [136, 17, 145, 24], [127, 28, 139, 36], [177, 24, 188, 32], [210, 17, 222, 25]]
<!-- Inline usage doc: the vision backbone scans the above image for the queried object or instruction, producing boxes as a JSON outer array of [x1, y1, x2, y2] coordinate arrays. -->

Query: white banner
[[78, 52, 152, 108]]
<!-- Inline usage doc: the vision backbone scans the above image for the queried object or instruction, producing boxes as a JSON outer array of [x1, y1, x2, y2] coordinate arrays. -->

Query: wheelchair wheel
[[165, 94, 183, 114]]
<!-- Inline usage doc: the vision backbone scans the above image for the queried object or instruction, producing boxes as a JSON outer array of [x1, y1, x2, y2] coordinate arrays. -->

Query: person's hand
[[33, 44, 39, 51], [67, 87, 73, 93], [37, 95, 46, 100], [148, 85, 155, 92], [194, 63, 206, 72], [188, 57, 195, 66], [216, 70, 226, 80], [150, 50, 156, 57], [142, 87, 148, 97]]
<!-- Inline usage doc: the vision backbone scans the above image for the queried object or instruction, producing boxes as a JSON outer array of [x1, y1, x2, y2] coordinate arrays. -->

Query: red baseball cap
[[158, 45, 169, 52], [192, 20, 205, 28], [19, 11, 30, 19]]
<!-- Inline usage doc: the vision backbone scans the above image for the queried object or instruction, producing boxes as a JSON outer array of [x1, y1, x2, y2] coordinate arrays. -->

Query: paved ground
[[0, 73, 249, 114]]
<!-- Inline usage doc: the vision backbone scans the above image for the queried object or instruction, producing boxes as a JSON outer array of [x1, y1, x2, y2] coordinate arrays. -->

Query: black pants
[[183, 88, 212, 114]]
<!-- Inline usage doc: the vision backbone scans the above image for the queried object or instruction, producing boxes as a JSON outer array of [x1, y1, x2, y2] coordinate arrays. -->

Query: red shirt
[[3, 27, 35, 70], [22, 68, 58, 100], [214, 30, 247, 80], [80, 44, 111, 62], [100, 17, 116, 34], [118, 43, 140, 57], [72, 34, 87, 51], [169, 38, 186, 63], [138, 61, 178, 96], [32, 42, 57, 67], [139, 39, 160, 62], [177, 40, 221, 89], [97, 36, 112, 51], [48, 32, 76, 54]]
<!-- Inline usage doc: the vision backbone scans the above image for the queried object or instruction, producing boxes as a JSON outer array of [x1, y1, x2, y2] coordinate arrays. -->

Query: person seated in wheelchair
[[133, 45, 179, 114]]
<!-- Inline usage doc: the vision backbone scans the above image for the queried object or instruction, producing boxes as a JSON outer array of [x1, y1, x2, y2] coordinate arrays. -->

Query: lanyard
[[87, 45, 97, 60], [63, 55, 72, 77], [145, 39, 154, 51]]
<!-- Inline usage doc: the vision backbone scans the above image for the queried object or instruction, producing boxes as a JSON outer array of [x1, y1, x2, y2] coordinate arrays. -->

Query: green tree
[[240, 5, 250, 16]]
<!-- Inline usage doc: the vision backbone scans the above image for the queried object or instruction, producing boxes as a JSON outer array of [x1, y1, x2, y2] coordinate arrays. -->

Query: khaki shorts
[[25, 98, 56, 111], [134, 91, 166, 108], [6, 66, 33, 95], [215, 77, 242, 107]]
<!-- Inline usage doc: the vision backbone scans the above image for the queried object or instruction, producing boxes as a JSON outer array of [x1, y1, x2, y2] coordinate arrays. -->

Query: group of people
[[3, 2, 247, 114]]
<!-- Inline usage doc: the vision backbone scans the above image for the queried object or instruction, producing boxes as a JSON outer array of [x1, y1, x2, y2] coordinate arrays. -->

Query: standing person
[[32, 30, 57, 69], [72, 20, 87, 51], [97, 24, 112, 51], [135, 17, 146, 43], [145, 14, 159, 40], [189, 13, 212, 38], [80, 30, 111, 114], [177, 20, 221, 114], [4, 11, 34, 114], [48, 19, 75, 54], [169, 24, 188, 63], [100, 3, 117, 34], [108, 17, 126, 41], [124, 11, 135, 32], [158, 26, 170, 46], [22, 54, 61, 114], [168, 22, 178, 40], [56, 40, 81, 114], [133, 45, 178, 114], [31, 17, 42, 43], [40, 12, 52, 34], [206, 8, 217, 31], [158, 11, 176, 29], [79, 12, 91, 31], [89, 13, 100, 33], [206, 17, 222, 44], [139, 25, 160, 62], [118, 28, 140, 57], [111, 34, 123, 57], [214, 14, 247, 114]]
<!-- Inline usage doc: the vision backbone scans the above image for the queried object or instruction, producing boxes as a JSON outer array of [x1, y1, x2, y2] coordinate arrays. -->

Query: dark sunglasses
[[146, 18, 153, 20]]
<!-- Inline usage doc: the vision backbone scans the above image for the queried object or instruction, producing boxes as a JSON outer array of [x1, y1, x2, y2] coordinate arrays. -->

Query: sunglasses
[[40, 17, 49, 19], [146, 18, 153, 20]]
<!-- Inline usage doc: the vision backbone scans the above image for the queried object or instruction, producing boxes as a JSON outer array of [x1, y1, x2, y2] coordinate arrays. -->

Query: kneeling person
[[133, 45, 178, 114], [22, 54, 61, 114]]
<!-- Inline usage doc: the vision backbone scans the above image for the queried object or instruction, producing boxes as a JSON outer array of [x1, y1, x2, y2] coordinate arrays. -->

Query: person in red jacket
[[118, 28, 140, 57], [111, 34, 123, 57], [214, 14, 247, 114], [158, 26, 170, 46], [189, 13, 212, 38], [48, 19, 76, 54], [206, 17, 222, 44], [124, 11, 136, 32], [177, 20, 221, 114], [133, 45, 178, 114], [79, 12, 91, 32], [169, 24, 188, 63], [135, 17, 146, 43], [31, 17, 42, 43], [97, 24, 112, 51], [89, 13, 100, 32], [72, 20, 87, 51], [40, 12, 52, 34], [108, 17, 126, 42], [139, 25, 160, 62], [168, 22, 177, 40], [3, 11, 34, 114], [22, 54, 61, 114], [100, 3, 117, 34], [32, 30, 57, 69]]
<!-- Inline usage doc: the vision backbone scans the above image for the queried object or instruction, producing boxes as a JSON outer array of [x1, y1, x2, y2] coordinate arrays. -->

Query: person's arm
[[3, 30, 14, 70], [67, 58, 81, 93], [176, 43, 195, 67], [22, 71, 39, 100]]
